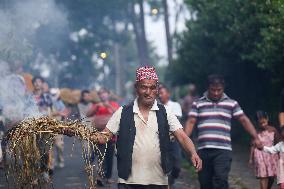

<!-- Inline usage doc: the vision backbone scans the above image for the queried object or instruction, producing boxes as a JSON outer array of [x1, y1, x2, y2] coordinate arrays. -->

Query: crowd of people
[[0, 66, 284, 189]]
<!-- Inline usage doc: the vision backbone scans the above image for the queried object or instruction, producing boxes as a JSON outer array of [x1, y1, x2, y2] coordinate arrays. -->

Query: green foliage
[[168, 0, 284, 117], [0, 0, 161, 91], [50, 0, 161, 90]]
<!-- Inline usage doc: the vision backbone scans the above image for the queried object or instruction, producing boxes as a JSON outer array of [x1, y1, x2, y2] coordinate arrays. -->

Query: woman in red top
[[87, 88, 119, 186]]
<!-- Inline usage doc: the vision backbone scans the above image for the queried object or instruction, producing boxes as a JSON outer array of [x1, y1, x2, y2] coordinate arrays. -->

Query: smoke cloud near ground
[[0, 61, 40, 123], [0, 0, 69, 123]]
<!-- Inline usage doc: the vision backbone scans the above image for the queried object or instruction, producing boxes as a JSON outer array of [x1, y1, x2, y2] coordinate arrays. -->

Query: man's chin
[[143, 99, 155, 106], [212, 98, 221, 102]]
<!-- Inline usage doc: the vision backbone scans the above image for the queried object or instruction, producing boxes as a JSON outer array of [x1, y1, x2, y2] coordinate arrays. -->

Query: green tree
[[167, 0, 284, 121]]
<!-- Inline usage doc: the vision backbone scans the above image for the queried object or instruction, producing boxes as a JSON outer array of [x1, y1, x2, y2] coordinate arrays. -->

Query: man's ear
[[134, 82, 138, 95]]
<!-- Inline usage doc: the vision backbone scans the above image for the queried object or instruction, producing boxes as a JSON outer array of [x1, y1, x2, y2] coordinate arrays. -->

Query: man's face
[[99, 91, 110, 102], [208, 84, 224, 102], [83, 92, 91, 102], [136, 79, 158, 106], [159, 88, 170, 104], [42, 82, 49, 93], [33, 79, 43, 91], [258, 118, 268, 128]]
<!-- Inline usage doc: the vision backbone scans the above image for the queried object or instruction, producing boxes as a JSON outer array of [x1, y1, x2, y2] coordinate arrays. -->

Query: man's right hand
[[62, 128, 75, 137], [191, 152, 202, 172]]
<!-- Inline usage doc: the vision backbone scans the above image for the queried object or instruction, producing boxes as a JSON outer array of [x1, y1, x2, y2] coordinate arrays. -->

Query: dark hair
[[43, 80, 50, 86], [98, 87, 109, 95], [80, 89, 90, 101], [81, 89, 90, 96], [32, 76, 45, 84], [158, 83, 169, 92], [207, 74, 225, 87], [255, 110, 268, 121]]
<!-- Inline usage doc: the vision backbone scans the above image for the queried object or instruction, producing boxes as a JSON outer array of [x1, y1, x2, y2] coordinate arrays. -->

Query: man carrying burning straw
[[5, 66, 202, 189], [66, 66, 202, 189]]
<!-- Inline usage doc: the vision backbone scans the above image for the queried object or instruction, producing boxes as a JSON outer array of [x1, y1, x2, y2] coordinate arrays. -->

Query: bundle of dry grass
[[4, 116, 109, 189]]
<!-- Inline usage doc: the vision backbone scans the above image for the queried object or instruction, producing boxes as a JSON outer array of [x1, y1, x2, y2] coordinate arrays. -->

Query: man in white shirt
[[158, 84, 183, 188], [100, 66, 201, 189], [158, 85, 182, 118], [65, 66, 202, 189]]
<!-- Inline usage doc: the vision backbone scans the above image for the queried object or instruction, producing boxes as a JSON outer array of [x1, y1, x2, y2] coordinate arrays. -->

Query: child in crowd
[[249, 111, 279, 189], [263, 126, 284, 189]]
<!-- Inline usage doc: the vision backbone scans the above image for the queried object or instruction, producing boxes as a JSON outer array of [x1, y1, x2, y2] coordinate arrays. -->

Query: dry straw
[[4, 116, 110, 189]]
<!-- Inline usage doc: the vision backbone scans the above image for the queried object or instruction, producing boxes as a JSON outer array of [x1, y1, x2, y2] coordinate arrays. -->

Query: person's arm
[[103, 101, 118, 113], [86, 103, 100, 117], [62, 126, 113, 143], [184, 101, 198, 136], [279, 113, 284, 127], [90, 127, 113, 144], [185, 117, 197, 137], [173, 128, 202, 171], [94, 106, 122, 143], [248, 143, 254, 167], [279, 90, 284, 126], [166, 105, 202, 171], [64, 107, 122, 144], [237, 115, 262, 149]]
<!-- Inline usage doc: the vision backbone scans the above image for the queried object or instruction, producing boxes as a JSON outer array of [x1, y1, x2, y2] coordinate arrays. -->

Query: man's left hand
[[191, 153, 202, 172]]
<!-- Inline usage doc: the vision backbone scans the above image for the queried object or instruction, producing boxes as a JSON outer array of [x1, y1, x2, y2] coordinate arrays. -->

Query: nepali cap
[[136, 66, 159, 82]]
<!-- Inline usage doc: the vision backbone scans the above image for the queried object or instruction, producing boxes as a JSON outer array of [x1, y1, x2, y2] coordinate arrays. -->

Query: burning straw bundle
[[4, 116, 110, 189]]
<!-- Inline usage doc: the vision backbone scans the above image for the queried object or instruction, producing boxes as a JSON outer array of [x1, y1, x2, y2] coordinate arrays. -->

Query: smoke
[[0, 0, 68, 122], [0, 61, 40, 122], [0, 0, 68, 61]]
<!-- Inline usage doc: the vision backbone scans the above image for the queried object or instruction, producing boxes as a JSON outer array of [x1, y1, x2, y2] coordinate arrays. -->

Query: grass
[[181, 159, 198, 179]]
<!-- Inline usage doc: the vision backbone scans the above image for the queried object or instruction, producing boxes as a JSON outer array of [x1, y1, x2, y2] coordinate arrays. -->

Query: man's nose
[[145, 88, 151, 94]]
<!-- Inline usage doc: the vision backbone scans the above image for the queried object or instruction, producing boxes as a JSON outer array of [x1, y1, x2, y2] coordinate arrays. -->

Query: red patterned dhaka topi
[[136, 66, 159, 82]]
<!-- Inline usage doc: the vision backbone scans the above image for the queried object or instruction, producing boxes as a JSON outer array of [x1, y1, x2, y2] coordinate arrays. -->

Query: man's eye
[[150, 86, 157, 90], [140, 86, 147, 90]]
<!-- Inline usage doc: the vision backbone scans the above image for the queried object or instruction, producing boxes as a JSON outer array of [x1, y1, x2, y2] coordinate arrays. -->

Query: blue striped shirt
[[189, 93, 244, 151]]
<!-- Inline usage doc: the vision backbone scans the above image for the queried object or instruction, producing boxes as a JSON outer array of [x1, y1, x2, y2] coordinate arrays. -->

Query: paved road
[[0, 136, 191, 189], [51, 137, 117, 189], [0, 138, 279, 189], [0, 137, 117, 189]]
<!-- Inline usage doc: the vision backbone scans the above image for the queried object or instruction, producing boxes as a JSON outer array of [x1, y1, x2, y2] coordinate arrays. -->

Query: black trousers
[[96, 141, 115, 179], [168, 140, 181, 185], [104, 141, 115, 179], [118, 183, 167, 189], [198, 149, 232, 189]]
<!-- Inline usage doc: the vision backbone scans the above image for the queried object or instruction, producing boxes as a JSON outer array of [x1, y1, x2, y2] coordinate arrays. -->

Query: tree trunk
[[138, 0, 150, 65], [129, 0, 150, 66], [162, 0, 173, 64]]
